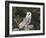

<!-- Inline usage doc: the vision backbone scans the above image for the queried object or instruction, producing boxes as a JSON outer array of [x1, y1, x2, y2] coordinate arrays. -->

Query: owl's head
[[26, 12, 32, 16]]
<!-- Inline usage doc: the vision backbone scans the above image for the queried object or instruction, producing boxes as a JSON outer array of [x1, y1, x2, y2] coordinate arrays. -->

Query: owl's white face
[[26, 12, 32, 16]]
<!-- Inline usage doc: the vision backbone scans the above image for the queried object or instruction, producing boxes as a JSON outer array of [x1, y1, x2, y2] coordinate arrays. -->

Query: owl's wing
[[18, 17, 26, 29]]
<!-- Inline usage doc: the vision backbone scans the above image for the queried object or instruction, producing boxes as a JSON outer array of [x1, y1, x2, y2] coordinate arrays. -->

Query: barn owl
[[26, 12, 32, 24], [18, 12, 32, 30]]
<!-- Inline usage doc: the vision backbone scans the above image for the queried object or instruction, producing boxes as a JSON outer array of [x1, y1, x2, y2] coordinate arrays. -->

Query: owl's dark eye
[[29, 14, 30, 15], [28, 14, 30, 16]]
